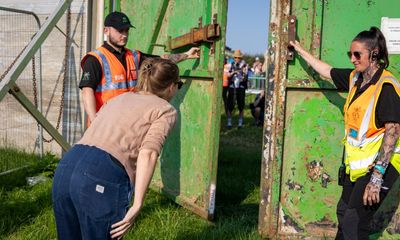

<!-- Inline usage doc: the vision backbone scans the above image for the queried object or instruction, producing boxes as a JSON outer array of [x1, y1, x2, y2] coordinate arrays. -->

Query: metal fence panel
[[0, 1, 87, 172]]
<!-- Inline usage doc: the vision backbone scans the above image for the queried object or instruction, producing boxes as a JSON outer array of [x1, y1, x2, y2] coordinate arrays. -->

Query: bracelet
[[370, 173, 384, 187], [376, 160, 388, 169], [374, 164, 386, 175]]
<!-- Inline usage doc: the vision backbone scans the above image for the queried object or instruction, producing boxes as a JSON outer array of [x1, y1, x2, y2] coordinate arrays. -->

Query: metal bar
[[0, 0, 73, 101], [258, 0, 290, 238], [8, 83, 71, 152], [0, 165, 29, 177], [147, 0, 170, 53], [168, 23, 220, 50], [0, 6, 41, 25]]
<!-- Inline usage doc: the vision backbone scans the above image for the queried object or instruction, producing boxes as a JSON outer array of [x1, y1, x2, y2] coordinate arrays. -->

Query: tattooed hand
[[184, 47, 200, 59], [363, 171, 382, 206], [363, 122, 400, 206], [163, 47, 200, 63]]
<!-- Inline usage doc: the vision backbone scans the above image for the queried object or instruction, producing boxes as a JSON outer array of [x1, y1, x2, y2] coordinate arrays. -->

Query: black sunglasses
[[176, 81, 183, 89], [347, 51, 362, 60]]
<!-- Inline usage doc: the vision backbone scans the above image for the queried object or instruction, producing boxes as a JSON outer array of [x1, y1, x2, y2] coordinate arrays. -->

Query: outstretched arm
[[363, 122, 400, 206], [289, 40, 333, 79], [161, 47, 200, 63], [110, 149, 159, 239]]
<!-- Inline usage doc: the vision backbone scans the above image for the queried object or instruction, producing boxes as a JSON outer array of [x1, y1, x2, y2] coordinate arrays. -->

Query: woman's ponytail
[[353, 26, 390, 68]]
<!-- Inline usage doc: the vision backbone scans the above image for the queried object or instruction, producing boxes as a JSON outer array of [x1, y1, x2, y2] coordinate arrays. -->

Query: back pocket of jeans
[[79, 172, 120, 220]]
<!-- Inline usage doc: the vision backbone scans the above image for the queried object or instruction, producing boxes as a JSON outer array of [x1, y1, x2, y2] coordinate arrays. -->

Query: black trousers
[[222, 87, 229, 114], [335, 164, 399, 240], [227, 88, 245, 113]]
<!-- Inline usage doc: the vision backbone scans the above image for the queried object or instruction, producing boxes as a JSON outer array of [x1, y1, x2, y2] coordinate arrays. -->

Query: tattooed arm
[[161, 47, 200, 63], [363, 122, 400, 206]]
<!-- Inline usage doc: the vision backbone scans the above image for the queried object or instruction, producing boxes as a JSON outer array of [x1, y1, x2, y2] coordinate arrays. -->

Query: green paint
[[281, 91, 345, 228], [119, 0, 226, 219], [263, 0, 400, 237]]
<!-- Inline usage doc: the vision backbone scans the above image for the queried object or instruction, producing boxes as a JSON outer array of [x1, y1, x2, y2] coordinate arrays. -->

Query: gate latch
[[287, 15, 297, 60], [159, 15, 221, 52]]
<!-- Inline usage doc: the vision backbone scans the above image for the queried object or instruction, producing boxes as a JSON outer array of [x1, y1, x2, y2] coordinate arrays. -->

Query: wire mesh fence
[[0, 1, 87, 173], [247, 75, 266, 94]]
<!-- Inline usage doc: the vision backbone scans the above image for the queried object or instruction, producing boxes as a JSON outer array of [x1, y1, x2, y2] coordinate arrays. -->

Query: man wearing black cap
[[79, 12, 199, 124]]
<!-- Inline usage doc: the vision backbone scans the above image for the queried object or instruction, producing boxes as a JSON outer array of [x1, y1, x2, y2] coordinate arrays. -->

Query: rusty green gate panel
[[259, 0, 400, 238], [118, 0, 227, 220]]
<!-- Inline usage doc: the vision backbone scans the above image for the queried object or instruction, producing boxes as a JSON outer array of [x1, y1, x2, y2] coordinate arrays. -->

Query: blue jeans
[[52, 144, 132, 240]]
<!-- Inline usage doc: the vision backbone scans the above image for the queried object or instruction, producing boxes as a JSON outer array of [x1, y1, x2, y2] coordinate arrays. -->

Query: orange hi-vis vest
[[82, 46, 141, 112], [343, 69, 400, 181], [223, 63, 231, 87]]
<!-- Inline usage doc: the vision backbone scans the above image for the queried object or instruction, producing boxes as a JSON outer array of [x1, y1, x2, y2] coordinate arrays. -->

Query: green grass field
[[0, 95, 264, 240]]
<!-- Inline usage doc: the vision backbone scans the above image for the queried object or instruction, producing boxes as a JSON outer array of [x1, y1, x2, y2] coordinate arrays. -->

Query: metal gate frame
[[0, 0, 72, 151], [0, 6, 44, 157], [258, 0, 400, 239]]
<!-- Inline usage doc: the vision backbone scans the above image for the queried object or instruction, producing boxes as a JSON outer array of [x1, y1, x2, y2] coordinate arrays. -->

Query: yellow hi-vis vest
[[344, 69, 400, 182]]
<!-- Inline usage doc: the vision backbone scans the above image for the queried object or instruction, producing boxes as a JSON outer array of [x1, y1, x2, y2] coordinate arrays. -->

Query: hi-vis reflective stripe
[[128, 49, 139, 73], [349, 146, 400, 171], [346, 76, 399, 147], [347, 130, 383, 148], [349, 153, 378, 170], [395, 146, 400, 154], [93, 50, 137, 92]]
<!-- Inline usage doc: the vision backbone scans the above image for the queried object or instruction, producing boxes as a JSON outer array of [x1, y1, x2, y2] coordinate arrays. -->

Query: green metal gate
[[259, 0, 400, 238], [115, 0, 227, 220]]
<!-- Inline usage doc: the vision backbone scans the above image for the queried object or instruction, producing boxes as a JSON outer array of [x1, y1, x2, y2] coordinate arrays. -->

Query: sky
[[226, 0, 270, 55]]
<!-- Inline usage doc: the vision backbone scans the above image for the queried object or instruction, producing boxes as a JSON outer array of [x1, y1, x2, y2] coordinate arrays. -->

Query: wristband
[[376, 160, 388, 169], [374, 164, 386, 175], [370, 173, 384, 187]]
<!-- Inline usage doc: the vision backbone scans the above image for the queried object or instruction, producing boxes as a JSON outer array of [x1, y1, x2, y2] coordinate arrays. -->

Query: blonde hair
[[136, 58, 180, 100]]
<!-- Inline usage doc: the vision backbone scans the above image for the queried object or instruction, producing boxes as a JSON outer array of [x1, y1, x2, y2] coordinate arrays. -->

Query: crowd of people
[[49, 10, 400, 240], [222, 50, 266, 129]]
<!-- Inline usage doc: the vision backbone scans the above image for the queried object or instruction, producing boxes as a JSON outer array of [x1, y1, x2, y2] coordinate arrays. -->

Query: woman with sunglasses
[[290, 26, 400, 239], [52, 58, 183, 239]]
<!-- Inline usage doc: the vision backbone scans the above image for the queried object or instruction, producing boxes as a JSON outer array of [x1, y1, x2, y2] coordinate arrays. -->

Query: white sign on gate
[[381, 17, 400, 54]]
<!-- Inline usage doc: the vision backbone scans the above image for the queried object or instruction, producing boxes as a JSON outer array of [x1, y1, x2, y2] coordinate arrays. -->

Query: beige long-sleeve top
[[78, 92, 177, 183]]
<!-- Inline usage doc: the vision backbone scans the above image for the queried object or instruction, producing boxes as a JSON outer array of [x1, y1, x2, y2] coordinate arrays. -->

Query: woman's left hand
[[110, 206, 139, 239]]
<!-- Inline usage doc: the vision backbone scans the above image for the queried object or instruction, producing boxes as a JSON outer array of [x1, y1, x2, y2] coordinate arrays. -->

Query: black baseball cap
[[104, 12, 135, 30]]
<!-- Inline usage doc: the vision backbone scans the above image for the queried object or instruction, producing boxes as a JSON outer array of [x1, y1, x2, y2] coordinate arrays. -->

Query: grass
[[0, 94, 264, 240]]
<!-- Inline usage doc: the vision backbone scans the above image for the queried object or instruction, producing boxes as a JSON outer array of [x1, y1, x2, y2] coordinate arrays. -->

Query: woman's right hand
[[110, 205, 140, 239], [289, 40, 304, 53], [288, 40, 333, 79]]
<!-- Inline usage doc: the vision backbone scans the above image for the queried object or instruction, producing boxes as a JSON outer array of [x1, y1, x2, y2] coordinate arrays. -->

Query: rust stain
[[305, 216, 337, 236], [321, 172, 331, 188], [286, 180, 303, 191], [306, 160, 323, 182], [323, 196, 335, 206], [280, 209, 304, 234]]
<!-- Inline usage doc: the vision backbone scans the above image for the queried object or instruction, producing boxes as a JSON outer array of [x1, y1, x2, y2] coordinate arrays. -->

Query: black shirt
[[79, 42, 158, 89], [330, 68, 400, 128]]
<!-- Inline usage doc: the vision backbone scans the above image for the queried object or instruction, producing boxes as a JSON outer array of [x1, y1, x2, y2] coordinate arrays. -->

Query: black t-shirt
[[79, 42, 158, 89], [330, 67, 400, 128]]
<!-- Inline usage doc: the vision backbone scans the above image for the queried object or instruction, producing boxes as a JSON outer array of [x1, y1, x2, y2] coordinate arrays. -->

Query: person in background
[[222, 57, 231, 116], [290, 26, 400, 239], [53, 58, 183, 239], [249, 90, 265, 126], [253, 56, 263, 76], [79, 11, 199, 125], [227, 50, 247, 129]]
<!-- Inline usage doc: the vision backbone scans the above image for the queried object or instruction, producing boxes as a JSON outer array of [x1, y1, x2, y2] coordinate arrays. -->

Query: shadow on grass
[[0, 149, 56, 236], [174, 204, 261, 240], [0, 180, 53, 236]]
